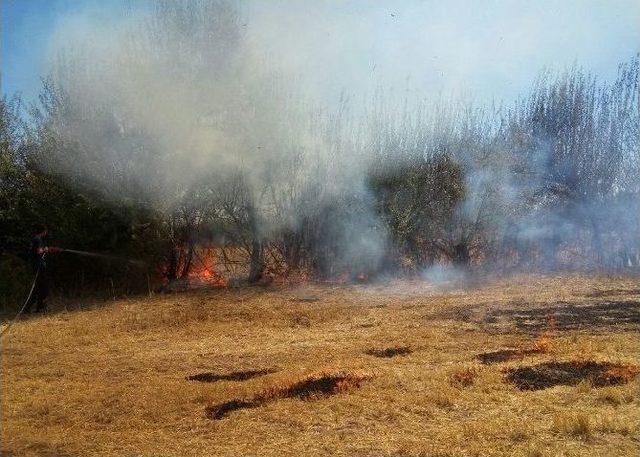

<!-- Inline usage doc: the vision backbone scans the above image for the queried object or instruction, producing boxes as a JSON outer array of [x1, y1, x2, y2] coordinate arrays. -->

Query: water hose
[[0, 265, 41, 339]]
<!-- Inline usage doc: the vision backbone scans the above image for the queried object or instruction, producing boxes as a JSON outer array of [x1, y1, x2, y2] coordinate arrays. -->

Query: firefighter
[[24, 224, 61, 313]]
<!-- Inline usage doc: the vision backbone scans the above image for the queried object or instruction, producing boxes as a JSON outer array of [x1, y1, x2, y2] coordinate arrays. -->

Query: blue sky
[[2, 0, 61, 101], [3, 0, 640, 105], [1, 0, 139, 101]]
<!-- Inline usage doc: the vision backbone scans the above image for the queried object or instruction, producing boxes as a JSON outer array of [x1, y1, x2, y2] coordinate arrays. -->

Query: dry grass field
[[1, 274, 639, 456]]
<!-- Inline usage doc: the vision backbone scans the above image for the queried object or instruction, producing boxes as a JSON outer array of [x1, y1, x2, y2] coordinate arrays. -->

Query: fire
[[187, 247, 227, 287], [356, 272, 369, 283], [160, 246, 228, 289], [533, 314, 557, 353]]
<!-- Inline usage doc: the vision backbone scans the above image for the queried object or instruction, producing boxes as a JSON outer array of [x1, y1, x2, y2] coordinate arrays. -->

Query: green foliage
[[370, 155, 465, 269]]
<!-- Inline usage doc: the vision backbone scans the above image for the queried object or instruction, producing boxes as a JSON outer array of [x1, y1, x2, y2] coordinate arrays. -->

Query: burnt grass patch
[[477, 348, 545, 364], [205, 370, 371, 420], [486, 301, 640, 333], [205, 399, 259, 420], [505, 361, 640, 390], [429, 300, 640, 333], [585, 289, 640, 298], [187, 368, 277, 383], [366, 346, 412, 358]]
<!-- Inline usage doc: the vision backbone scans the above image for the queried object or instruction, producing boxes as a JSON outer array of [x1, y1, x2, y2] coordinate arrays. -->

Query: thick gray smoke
[[42, 1, 394, 275], [38, 0, 639, 278]]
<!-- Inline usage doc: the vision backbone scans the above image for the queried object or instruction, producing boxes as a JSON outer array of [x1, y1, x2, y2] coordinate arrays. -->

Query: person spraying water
[[22, 225, 144, 313], [24, 224, 62, 314], [0, 225, 146, 338]]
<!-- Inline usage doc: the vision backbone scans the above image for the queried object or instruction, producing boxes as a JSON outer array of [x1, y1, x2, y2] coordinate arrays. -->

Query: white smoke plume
[[34, 0, 639, 277]]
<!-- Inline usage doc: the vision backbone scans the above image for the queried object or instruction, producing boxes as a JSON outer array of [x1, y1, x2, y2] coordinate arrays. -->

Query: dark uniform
[[24, 234, 49, 313]]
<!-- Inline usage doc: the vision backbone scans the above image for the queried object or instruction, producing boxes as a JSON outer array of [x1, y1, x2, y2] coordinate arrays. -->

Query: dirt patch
[[205, 370, 371, 420], [477, 348, 545, 364], [505, 361, 640, 390], [366, 346, 412, 358], [187, 368, 277, 383]]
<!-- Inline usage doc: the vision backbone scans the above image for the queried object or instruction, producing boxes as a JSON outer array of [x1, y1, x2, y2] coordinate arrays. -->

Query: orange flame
[[533, 314, 556, 353], [187, 248, 227, 287]]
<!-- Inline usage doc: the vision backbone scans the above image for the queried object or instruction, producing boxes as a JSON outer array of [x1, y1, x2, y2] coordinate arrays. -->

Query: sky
[[1, 0, 141, 101], [2, 0, 640, 105]]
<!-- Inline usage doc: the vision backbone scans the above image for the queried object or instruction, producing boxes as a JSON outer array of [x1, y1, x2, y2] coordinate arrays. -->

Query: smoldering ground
[[29, 0, 640, 281]]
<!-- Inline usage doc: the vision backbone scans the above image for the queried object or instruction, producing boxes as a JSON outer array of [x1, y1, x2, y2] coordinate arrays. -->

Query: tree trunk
[[452, 242, 470, 267], [589, 215, 603, 267], [248, 239, 264, 283], [247, 204, 264, 283], [166, 245, 178, 281], [180, 239, 195, 279]]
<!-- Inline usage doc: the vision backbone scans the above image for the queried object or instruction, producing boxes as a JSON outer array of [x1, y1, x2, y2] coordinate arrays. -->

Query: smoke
[[36, 0, 640, 278], [40, 1, 396, 274], [421, 264, 467, 287]]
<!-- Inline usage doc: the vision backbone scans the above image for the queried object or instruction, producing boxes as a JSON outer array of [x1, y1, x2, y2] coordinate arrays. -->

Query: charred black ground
[[205, 371, 371, 420], [366, 346, 413, 358], [505, 361, 640, 390], [427, 300, 640, 334], [477, 348, 545, 364], [187, 368, 277, 383]]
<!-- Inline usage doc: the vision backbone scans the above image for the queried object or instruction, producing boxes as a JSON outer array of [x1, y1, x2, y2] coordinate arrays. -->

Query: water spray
[[61, 249, 146, 267]]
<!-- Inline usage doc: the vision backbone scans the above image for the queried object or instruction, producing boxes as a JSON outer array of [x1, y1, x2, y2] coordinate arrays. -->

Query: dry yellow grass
[[2, 273, 640, 456]]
